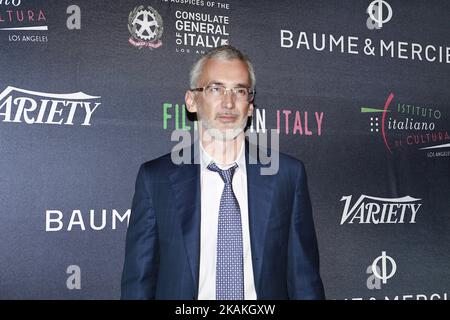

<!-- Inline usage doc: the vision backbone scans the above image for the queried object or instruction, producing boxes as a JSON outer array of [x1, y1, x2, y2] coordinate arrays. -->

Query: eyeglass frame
[[189, 84, 256, 102]]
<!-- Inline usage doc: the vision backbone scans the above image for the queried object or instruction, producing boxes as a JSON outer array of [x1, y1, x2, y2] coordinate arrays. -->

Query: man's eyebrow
[[234, 83, 250, 88], [207, 82, 249, 87], [207, 81, 225, 86]]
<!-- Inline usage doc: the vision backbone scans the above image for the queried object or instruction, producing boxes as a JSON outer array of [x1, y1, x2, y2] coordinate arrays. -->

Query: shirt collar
[[199, 139, 246, 173]]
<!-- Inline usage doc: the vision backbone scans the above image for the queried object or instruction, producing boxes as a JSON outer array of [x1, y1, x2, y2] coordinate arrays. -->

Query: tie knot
[[207, 162, 238, 184]]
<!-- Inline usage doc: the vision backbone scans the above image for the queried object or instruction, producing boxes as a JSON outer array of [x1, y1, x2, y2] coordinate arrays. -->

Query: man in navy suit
[[121, 45, 325, 300]]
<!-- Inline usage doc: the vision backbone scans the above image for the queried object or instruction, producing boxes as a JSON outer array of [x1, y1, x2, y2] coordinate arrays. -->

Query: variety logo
[[340, 195, 422, 225], [361, 93, 449, 156], [366, 0, 393, 30], [128, 5, 163, 49], [0, 86, 101, 126]]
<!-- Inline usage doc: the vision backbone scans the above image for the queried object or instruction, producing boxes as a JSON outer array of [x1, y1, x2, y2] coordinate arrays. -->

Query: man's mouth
[[217, 114, 238, 122]]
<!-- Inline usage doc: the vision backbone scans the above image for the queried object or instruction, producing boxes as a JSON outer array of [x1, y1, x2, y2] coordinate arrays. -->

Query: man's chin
[[206, 127, 244, 141], [199, 117, 248, 141]]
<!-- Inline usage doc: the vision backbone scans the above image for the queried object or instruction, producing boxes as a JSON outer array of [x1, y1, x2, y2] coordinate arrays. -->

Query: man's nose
[[222, 89, 235, 109]]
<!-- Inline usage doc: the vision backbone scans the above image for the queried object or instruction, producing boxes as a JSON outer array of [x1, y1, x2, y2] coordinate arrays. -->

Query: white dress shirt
[[197, 140, 257, 300]]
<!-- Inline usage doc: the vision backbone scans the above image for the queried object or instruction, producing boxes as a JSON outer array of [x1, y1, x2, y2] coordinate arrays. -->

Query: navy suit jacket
[[121, 141, 325, 299]]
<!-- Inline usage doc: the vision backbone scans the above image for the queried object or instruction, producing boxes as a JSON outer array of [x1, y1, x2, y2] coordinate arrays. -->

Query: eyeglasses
[[190, 84, 255, 102]]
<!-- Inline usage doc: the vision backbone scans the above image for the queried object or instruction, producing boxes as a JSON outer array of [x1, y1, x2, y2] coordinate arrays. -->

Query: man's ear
[[248, 102, 254, 117], [185, 90, 197, 113]]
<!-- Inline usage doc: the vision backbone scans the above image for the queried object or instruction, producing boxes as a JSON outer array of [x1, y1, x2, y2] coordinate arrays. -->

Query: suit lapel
[[168, 144, 201, 298], [245, 140, 276, 296]]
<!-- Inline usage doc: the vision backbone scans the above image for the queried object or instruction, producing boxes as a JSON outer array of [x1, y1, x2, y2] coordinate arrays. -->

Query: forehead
[[199, 58, 250, 86]]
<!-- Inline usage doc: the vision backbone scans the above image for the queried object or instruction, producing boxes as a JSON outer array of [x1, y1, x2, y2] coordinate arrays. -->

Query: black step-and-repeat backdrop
[[0, 0, 448, 299]]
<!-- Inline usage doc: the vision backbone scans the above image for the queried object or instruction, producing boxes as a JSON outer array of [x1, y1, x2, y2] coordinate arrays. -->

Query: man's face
[[186, 58, 254, 141]]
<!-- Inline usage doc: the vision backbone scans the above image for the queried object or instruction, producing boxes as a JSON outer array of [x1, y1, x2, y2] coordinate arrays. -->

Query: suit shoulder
[[141, 151, 172, 167], [138, 152, 174, 176], [277, 150, 306, 172]]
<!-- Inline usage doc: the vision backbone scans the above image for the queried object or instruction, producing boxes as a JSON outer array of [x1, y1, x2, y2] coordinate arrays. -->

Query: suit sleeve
[[121, 164, 160, 299], [287, 162, 325, 299]]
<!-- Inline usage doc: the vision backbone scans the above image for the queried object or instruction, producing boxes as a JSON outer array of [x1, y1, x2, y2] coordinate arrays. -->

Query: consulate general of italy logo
[[128, 5, 164, 49]]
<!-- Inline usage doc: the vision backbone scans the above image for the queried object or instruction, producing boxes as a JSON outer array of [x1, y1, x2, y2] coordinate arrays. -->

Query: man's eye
[[208, 87, 222, 93], [235, 88, 247, 96]]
